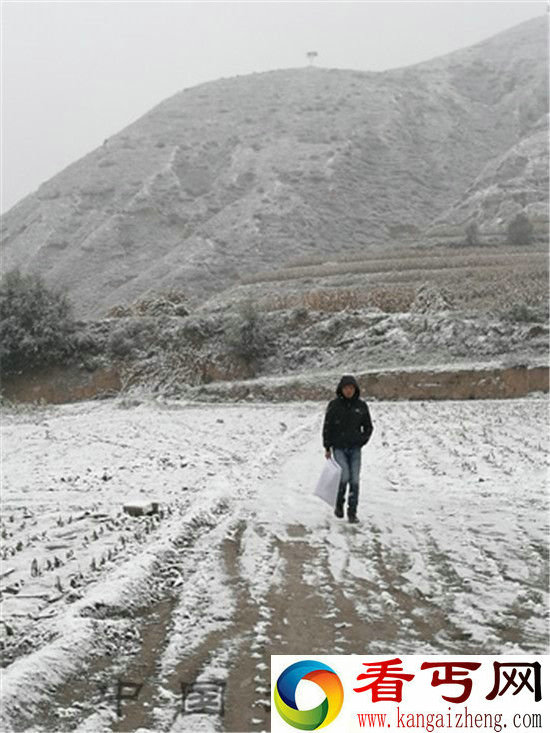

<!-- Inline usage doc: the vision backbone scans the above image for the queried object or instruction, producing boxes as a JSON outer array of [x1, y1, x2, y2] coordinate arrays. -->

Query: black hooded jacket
[[322, 376, 374, 450]]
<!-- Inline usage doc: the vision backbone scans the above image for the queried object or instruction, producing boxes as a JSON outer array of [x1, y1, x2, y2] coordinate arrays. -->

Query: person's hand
[[325, 449, 331, 459]]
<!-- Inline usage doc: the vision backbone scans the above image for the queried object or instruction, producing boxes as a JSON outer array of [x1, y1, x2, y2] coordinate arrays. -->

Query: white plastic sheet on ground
[[313, 456, 342, 507]]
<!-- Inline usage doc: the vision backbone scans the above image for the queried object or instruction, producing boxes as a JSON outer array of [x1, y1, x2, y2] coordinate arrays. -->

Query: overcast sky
[[1, 0, 547, 214]]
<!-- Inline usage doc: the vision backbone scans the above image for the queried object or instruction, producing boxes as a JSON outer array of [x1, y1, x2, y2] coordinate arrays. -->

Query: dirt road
[[1, 397, 548, 732]]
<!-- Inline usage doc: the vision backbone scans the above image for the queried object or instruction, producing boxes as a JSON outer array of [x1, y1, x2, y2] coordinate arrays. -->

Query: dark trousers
[[333, 446, 361, 516]]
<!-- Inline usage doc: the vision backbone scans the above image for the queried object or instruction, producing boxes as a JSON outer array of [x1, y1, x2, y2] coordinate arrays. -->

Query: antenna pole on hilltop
[[306, 51, 318, 66]]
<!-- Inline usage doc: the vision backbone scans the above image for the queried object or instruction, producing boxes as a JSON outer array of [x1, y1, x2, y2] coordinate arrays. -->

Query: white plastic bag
[[313, 457, 342, 507]]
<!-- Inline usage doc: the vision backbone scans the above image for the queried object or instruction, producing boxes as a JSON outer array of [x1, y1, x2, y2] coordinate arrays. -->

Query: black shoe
[[348, 514, 359, 524], [334, 505, 344, 519]]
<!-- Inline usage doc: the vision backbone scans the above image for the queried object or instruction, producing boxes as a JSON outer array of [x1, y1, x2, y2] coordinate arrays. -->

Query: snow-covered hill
[[1, 16, 547, 319]]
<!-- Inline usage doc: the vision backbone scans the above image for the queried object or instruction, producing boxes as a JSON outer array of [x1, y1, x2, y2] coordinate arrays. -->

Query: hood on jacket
[[336, 374, 360, 399]]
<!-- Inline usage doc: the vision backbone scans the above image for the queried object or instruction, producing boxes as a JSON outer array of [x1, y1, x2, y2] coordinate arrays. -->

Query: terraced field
[[214, 244, 548, 314]]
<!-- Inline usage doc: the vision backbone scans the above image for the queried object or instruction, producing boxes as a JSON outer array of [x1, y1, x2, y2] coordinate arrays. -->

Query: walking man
[[322, 375, 374, 523]]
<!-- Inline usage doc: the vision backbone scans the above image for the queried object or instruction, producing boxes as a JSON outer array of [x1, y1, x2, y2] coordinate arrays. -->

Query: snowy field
[[1, 396, 548, 732]]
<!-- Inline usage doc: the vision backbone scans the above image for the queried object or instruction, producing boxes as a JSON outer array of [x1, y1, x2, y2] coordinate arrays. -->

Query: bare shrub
[[0, 269, 79, 374], [106, 289, 189, 318], [503, 303, 542, 323], [107, 320, 151, 359], [465, 221, 480, 246], [506, 213, 534, 246], [224, 301, 272, 374]]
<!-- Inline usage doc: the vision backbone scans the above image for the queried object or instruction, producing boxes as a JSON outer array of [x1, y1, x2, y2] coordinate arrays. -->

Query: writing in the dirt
[[115, 679, 226, 717], [181, 680, 226, 715]]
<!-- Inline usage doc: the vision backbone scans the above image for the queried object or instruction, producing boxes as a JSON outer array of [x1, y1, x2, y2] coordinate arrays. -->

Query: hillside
[[1, 16, 548, 319], [425, 121, 548, 241]]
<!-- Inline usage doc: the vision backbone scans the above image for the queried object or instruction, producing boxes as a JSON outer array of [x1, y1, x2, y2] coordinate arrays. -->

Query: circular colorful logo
[[274, 660, 344, 730]]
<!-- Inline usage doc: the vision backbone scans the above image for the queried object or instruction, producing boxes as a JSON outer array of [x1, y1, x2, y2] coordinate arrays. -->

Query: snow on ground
[[0, 395, 548, 732]]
